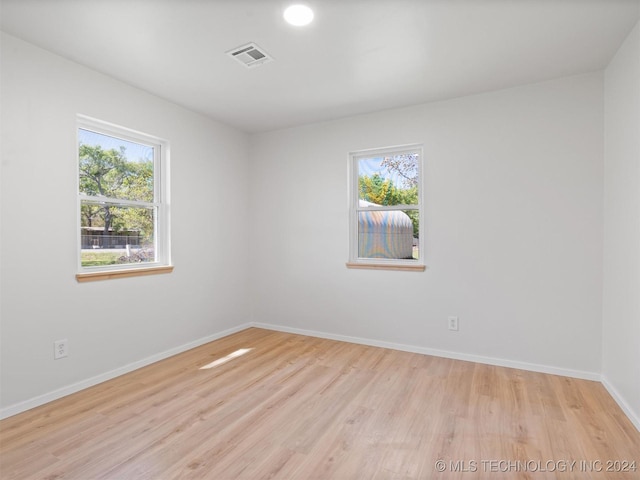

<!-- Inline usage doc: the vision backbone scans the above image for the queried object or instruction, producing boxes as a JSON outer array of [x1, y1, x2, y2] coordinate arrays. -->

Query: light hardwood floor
[[1, 328, 639, 479]]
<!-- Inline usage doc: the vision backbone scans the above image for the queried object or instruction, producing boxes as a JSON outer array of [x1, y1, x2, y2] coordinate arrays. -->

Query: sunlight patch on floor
[[199, 348, 253, 370]]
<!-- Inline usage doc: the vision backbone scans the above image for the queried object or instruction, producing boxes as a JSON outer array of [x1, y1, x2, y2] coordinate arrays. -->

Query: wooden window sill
[[345, 262, 426, 272], [76, 265, 174, 283]]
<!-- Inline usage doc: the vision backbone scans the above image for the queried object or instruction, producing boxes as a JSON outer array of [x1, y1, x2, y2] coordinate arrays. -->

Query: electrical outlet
[[448, 316, 459, 331], [54, 339, 68, 359]]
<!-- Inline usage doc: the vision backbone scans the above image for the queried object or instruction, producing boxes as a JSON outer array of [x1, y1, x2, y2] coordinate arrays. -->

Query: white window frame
[[348, 144, 425, 271], [76, 115, 171, 277]]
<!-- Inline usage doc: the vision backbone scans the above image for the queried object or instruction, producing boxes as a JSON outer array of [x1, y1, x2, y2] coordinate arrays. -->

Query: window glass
[[78, 118, 168, 271], [358, 154, 419, 206], [351, 146, 422, 265]]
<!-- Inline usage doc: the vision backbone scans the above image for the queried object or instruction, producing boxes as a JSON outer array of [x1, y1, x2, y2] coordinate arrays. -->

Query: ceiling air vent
[[227, 42, 273, 68]]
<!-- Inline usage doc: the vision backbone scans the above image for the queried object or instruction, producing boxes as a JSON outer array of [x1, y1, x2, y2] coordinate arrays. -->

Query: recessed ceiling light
[[283, 4, 314, 26]]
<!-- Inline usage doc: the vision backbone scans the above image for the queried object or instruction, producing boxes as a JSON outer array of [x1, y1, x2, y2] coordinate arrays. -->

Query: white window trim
[[76, 115, 171, 279], [348, 144, 425, 271]]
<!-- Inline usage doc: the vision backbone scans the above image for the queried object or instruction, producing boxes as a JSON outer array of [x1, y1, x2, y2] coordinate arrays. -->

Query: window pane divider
[[79, 194, 157, 209], [356, 204, 418, 212]]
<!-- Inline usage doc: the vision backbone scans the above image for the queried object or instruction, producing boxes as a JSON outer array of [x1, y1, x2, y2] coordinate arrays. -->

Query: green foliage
[[359, 173, 418, 204], [359, 154, 420, 238], [359, 173, 393, 205], [403, 209, 420, 239], [80, 251, 119, 267], [79, 144, 154, 243], [359, 174, 420, 237]]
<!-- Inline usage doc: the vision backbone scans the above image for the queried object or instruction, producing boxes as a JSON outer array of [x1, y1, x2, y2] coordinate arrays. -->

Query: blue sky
[[358, 156, 412, 190], [358, 157, 386, 179], [79, 128, 154, 163]]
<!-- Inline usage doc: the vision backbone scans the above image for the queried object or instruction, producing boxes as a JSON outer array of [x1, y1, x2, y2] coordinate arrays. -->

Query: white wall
[[3, 29, 632, 424], [0, 33, 251, 411], [249, 73, 604, 377], [603, 21, 640, 429]]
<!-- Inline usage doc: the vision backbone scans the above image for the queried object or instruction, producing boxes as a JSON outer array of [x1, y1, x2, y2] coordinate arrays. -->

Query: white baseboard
[[601, 376, 640, 433], [0, 323, 252, 420], [7, 321, 636, 435], [251, 322, 601, 381], [252, 322, 640, 433]]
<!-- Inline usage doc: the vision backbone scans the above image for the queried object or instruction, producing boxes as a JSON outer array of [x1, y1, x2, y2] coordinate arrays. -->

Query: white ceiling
[[1, 0, 639, 133]]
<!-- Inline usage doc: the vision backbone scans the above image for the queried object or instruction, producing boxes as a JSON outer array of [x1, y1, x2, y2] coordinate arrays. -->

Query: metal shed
[[358, 200, 414, 259]]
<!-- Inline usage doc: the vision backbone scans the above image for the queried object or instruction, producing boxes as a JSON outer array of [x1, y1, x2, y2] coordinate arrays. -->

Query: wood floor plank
[[1, 328, 639, 479]]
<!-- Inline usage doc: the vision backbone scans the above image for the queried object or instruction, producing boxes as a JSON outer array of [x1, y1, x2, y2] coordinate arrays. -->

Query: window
[[348, 144, 425, 271], [76, 116, 171, 280]]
